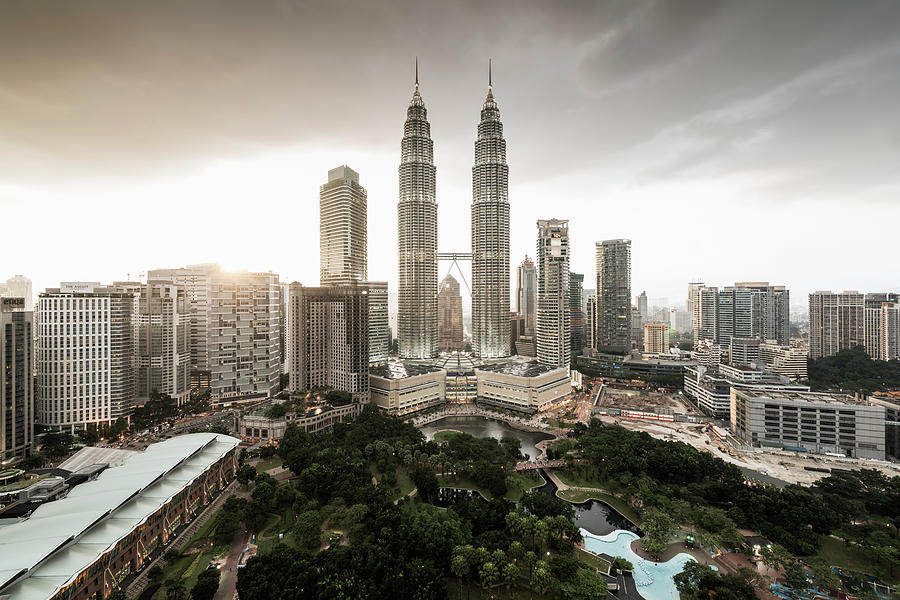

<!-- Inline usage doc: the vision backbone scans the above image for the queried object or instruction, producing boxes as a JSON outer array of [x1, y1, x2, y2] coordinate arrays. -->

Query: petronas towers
[[397, 63, 511, 360], [397, 70, 438, 359], [470, 71, 510, 359]]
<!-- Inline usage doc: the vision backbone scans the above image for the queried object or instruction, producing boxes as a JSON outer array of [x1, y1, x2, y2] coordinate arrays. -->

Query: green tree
[[191, 569, 220, 600], [560, 569, 607, 600], [502, 561, 520, 600], [236, 464, 257, 485], [451, 551, 469, 599], [293, 510, 322, 550], [165, 578, 187, 600]]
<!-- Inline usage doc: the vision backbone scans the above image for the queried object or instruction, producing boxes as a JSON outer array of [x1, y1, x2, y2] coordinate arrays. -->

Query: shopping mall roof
[[475, 359, 561, 378], [369, 360, 445, 380], [0, 433, 239, 599]]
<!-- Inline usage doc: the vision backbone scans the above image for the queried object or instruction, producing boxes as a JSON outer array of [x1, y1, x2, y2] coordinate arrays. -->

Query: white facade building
[[37, 284, 134, 432], [320, 165, 367, 287], [114, 281, 191, 405], [207, 272, 281, 400], [536, 219, 570, 369]]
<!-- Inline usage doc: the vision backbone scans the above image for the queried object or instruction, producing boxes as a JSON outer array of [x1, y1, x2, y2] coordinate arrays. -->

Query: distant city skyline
[[3, 1, 900, 304]]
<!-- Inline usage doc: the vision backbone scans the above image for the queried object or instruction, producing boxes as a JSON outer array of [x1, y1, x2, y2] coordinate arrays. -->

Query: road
[[214, 527, 249, 600]]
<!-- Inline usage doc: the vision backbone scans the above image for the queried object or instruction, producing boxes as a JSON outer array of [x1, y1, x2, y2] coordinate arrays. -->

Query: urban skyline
[[4, 2, 899, 305]]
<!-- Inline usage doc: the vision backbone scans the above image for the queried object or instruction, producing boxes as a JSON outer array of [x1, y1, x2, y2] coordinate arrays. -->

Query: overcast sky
[[2, 0, 899, 310]]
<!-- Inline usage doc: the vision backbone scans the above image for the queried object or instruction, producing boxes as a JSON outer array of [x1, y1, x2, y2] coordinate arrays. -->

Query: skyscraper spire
[[398, 59, 438, 359], [487, 59, 494, 100], [471, 62, 509, 359]]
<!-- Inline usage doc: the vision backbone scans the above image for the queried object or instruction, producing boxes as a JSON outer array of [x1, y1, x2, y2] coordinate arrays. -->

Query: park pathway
[[125, 480, 238, 600], [214, 527, 249, 600]]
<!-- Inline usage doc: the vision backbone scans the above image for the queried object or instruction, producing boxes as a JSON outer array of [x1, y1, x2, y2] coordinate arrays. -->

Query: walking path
[[125, 480, 238, 600], [214, 527, 249, 600]]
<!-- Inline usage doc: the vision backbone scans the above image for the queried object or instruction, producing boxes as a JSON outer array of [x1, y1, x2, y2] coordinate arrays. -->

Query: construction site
[[594, 382, 702, 416]]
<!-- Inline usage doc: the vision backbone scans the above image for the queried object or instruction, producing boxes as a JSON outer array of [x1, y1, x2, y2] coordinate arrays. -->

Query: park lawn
[[543, 418, 576, 429], [433, 430, 463, 443], [556, 486, 641, 526], [813, 536, 899, 585], [505, 470, 546, 501], [252, 456, 283, 472], [370, 463, 415, 501], [575, 547, 611, 574]]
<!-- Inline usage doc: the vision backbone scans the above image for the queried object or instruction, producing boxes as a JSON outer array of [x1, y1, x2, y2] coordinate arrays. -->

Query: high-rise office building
[[643, 321, 670, 354], [114, 281, 191, 405], [207, 272, 281, 399], [691, 286, 719, 348], [397, 67, 438, 359], [705, 282, 790, 347], [686, 281, 705, 315], [365, 281, 390, 366], [570, 272, 585, 362], [289, 283, 369, 400], [735, 282, 790, 345], [636, 291, 648, 321], [1, 275, 33, 309], [595, 239, 631, 354], [515, 256, 537, 335], [438, 274, 464, 352], [716, 286, 752, 345], [536, 220, 570, 368], [1, 297, 33, 463], [320, 165, 367, 287], [809, 291, 865, 359], [585, 293, 597, 349], [37, 283, 134, 433], [148, 264, 219, 385], [280, 281, 291, 374], [471, 70, 510, 360]]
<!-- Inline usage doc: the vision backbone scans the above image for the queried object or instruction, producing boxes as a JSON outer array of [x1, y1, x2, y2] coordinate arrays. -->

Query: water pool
[[582, 529, 695, 600]]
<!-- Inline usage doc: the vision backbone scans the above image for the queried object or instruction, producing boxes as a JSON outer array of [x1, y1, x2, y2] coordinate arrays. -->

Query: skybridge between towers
[[437, 252, 472, 294]]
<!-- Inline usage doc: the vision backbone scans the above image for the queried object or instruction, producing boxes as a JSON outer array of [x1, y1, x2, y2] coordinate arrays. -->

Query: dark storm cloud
[[0, 0, 898, 203]]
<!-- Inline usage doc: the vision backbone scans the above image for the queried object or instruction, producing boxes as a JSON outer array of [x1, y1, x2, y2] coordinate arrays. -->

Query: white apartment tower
[[471, 68, 511, 359], [691, 286, 719, 348], [320, 165, 367, 287], [809, 291, 865, 359], [147, 263, 219, 380], [536, 220, 570, 368], [595, 239, 632, 354], [37, 283, 134, 432], [207, 271, 281, 399], [397, 66, 438, 359], [114, 281, 191, 405]]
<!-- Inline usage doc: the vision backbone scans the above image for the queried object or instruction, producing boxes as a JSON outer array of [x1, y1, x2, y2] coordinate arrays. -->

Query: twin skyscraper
[[398, 62, 510, 360]]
